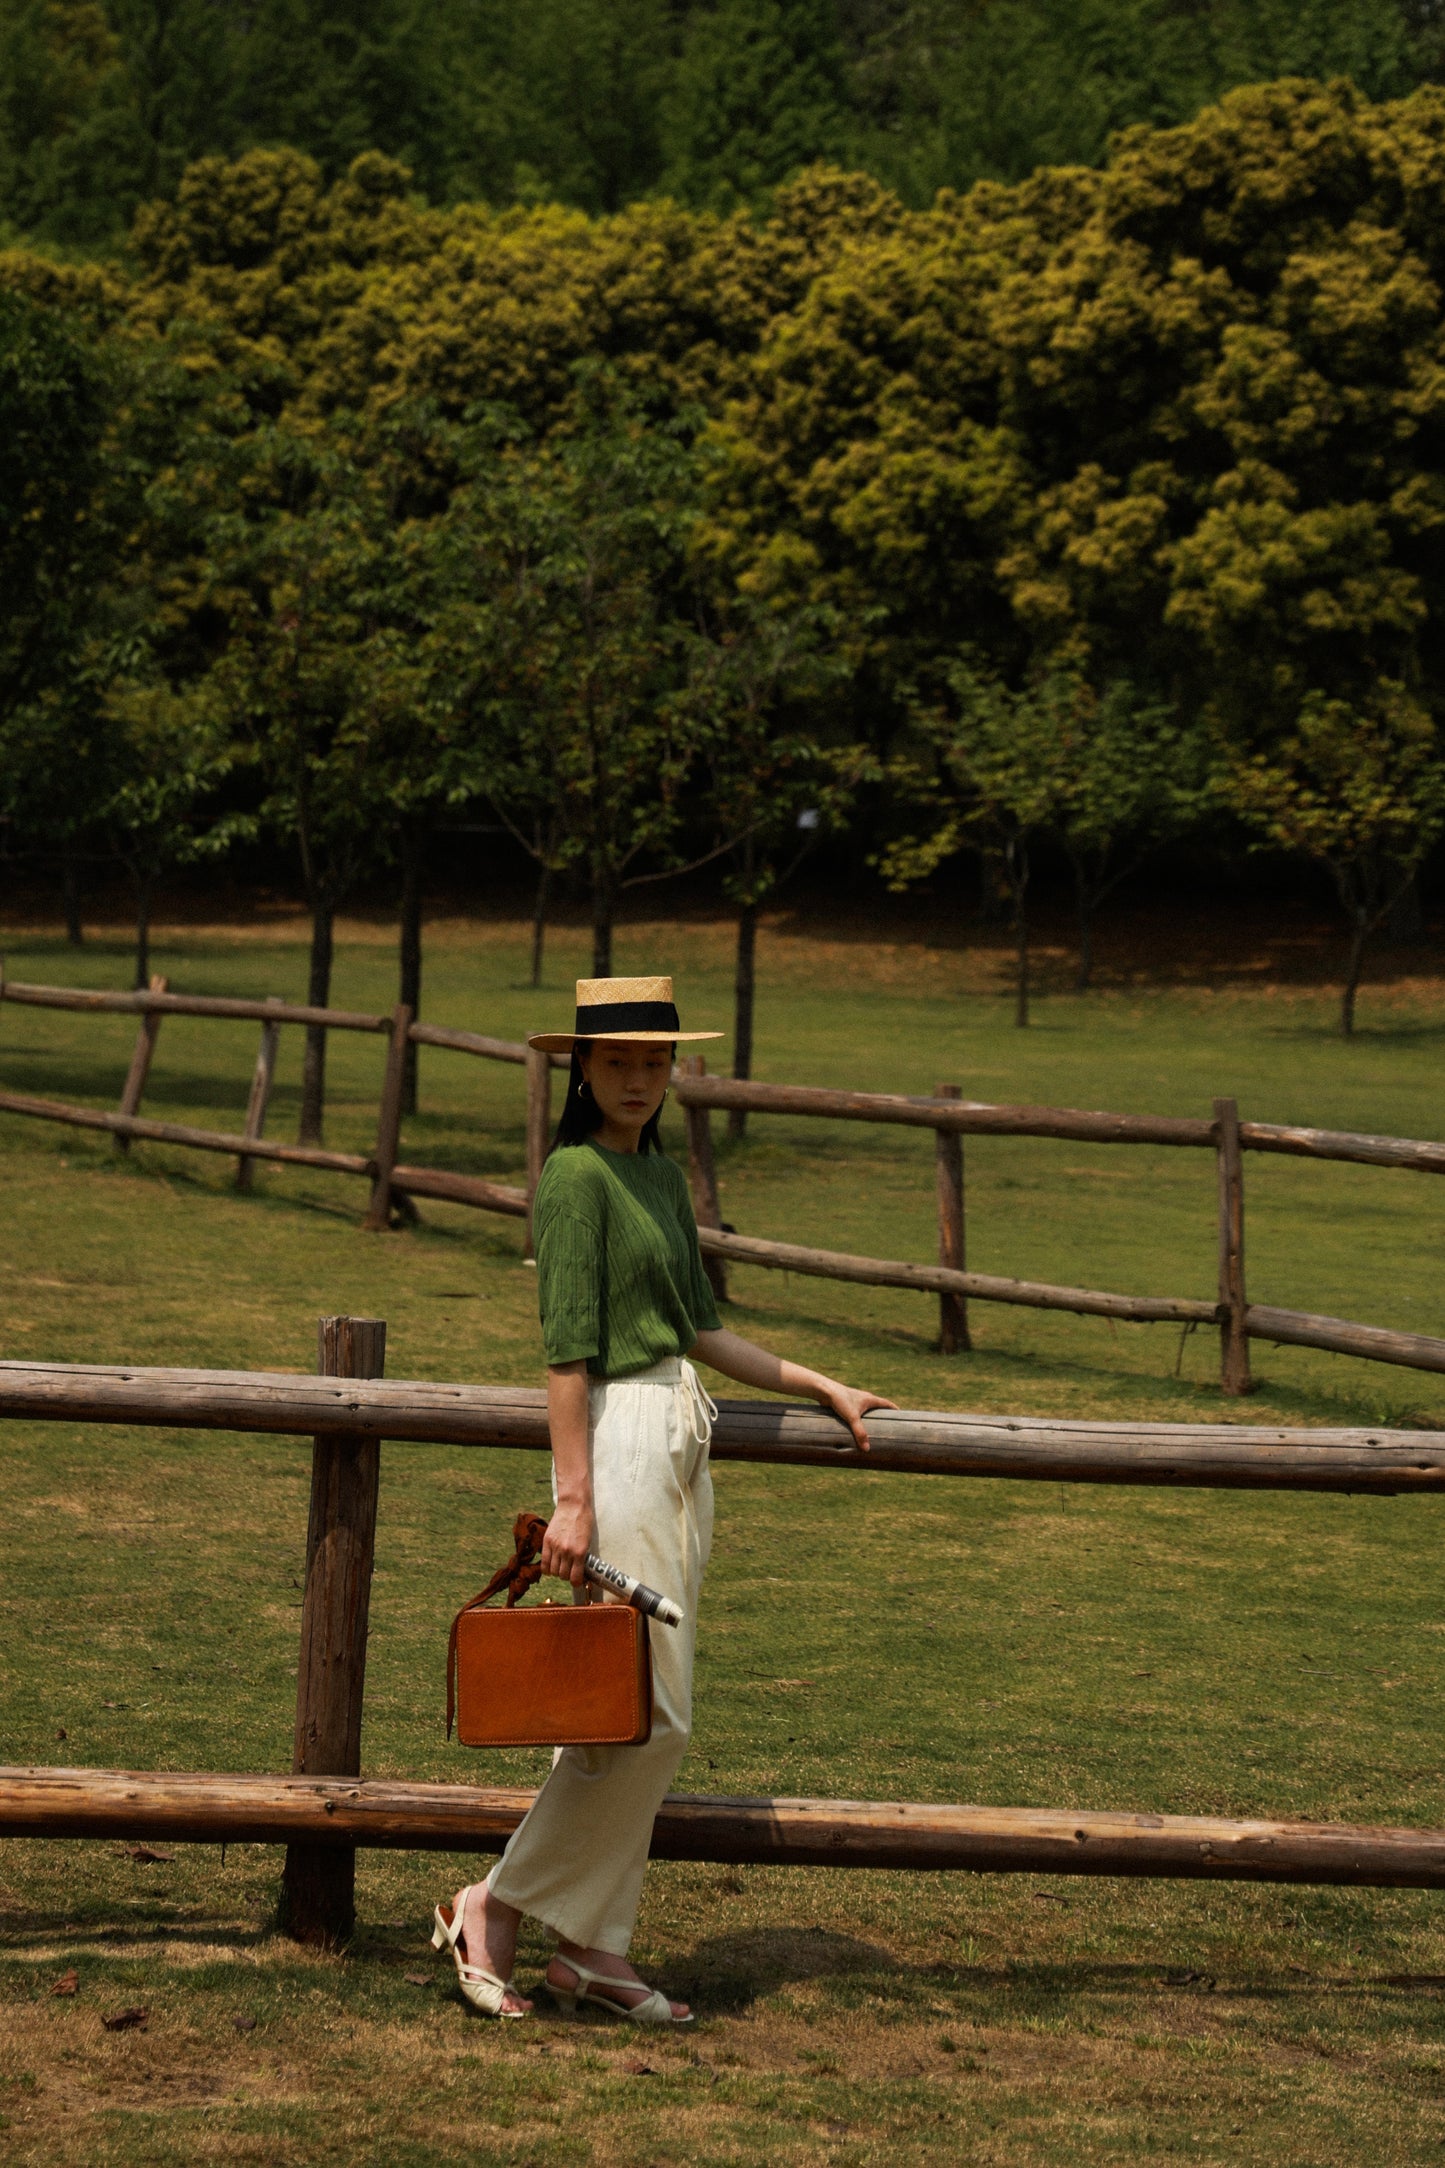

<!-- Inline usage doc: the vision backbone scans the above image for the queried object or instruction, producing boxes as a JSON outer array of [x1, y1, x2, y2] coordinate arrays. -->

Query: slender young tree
[[880, 657, 1094, 1026], [1052, 688, 1208, 990], [211, 431, 398, 1142], [880, 656, 1190, 1021], [100, 679, 242, 985], [438, 385, 717, 979], [1222, 684, 1445, 1036], [0, 288, 121, 920], [682, 596, 855, 1131]]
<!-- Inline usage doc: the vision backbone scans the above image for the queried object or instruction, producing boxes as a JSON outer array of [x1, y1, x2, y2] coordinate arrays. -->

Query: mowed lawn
[[1, 909, 1443, 2165]]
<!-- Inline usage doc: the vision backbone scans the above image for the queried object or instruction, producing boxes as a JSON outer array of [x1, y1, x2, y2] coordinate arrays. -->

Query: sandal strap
[[611, 1986, 676, 2024]]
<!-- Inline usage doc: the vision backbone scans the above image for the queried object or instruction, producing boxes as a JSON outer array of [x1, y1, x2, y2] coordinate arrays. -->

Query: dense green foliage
[[1, 78, 1442, 1043], [0, 0, 1438, 243]]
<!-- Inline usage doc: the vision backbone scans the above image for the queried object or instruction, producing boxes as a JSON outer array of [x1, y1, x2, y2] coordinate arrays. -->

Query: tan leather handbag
[[446, 1512, 654, 1749]]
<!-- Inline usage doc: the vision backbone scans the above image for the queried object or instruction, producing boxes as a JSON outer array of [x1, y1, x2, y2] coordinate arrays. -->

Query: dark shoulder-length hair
[[549, 1040, 673, 1157]]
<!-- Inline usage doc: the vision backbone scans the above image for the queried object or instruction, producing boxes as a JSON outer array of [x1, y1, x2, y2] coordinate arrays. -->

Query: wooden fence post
[[235, 998, 282, 1192], [280, 1314, 387, 1946], [935, 1082, 970, 1354], [114, 974, 167, 1153], [1214, 1096, 1251, 1397], [523, 1045, 553, 1261], [363, 1006, 413, 1232], [682, 1056, 728, 1305]]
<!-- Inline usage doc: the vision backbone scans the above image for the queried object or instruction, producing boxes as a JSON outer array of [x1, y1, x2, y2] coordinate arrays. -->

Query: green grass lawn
[[1, 909, 1443, 2164]]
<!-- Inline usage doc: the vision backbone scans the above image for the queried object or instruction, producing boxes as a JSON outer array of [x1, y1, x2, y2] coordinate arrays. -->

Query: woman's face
[[579, 1039, 672, 1142]]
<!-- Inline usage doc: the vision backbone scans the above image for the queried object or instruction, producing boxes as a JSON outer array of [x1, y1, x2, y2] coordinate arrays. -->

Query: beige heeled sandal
[[548, 1953, 693, 2026], [432, 1888, 530, 2018]]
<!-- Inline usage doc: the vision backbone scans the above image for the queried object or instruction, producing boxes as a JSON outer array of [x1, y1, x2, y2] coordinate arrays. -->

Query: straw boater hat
[[527, 976, 724, 1057]]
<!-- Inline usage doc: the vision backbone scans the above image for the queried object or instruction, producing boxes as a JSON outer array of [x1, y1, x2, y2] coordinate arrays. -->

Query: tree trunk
[[1387, 866, 1426, 945], [398, 829, 424, 1119], [591, 861, 614, 979], [976, 848, 1009, 928], [1074, 879, 1093, 994], [1007, 839, 1030, 1029], [1341, 914, 1368, 1040], [132, 873, 152, 991], [530, 861, 552, 990], [61, 848, 84, 947], [729, 897, 759, 1141], [300, 897, 335, 1144]]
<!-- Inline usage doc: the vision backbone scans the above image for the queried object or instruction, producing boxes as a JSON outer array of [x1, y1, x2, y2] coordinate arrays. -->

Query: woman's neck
[[593, 1120, 643, 1155]]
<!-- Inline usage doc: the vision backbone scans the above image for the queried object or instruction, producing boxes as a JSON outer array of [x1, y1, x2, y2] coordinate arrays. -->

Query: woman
[[433, 976, 895, 2023]]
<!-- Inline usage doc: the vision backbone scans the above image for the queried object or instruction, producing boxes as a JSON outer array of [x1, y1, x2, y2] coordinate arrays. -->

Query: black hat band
[[574, 999, 680, 1036]]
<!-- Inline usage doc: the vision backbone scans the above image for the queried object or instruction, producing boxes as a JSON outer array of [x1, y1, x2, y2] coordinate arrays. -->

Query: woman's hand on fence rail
[[811, 1380, 899, 1454], [690, 1327, 897, 1452]]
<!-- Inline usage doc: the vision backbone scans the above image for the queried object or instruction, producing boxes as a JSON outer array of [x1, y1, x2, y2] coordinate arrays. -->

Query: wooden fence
[[5, 1322, 1445, 1952], [2, 971, 1443, 1398]]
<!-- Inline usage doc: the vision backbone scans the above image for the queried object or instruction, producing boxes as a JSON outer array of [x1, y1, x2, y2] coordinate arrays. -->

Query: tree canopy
[[1, 0, 1438, 245]]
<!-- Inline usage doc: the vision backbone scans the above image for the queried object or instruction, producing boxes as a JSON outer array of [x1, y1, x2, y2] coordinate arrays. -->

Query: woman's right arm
[[539, 1360, 595, 1588]]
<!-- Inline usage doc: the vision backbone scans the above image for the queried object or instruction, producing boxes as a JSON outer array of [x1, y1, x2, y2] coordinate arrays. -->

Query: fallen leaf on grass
[[54, 1727, 66, 1742], [121, 1845, 172, 1864], [102, 2007, 148, 2032], [403, 1973, 432, 1988], [621, 2057, 656, 2076], [49, 1970, 79, 1998], [231, 2016, 257, 2034]]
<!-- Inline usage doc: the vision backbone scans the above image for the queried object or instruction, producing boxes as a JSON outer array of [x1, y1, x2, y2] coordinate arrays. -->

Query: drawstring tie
[[678, 1359, 717, 1449]]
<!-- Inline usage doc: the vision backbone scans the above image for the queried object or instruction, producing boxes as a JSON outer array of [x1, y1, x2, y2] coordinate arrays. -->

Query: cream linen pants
[[485, 1356, 716, 1956]]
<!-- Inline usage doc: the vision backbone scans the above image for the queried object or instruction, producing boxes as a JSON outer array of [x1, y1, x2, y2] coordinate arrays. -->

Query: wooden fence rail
[[0, 1086, 372, 1176], [4, 1358, 1444, 1490], [7, 1767, 1445, 1889], [0, 976, 392, 1033], [4, 1326, 1445, 1932], [668, 1071, 1445, 1175], [2, 973, 1442, 1398]]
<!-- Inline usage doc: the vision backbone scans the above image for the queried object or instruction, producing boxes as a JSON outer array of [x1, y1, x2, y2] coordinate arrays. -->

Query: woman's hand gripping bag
[[446, 1511, 653, 1748]]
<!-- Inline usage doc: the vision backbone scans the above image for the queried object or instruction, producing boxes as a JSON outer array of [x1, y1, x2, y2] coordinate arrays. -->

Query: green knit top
[[533, 1139, 722, 1376]]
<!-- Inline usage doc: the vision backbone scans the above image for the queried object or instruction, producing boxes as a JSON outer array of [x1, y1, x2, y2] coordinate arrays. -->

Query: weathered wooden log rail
[[7, 1768, 1445, 1888], [5, 1326, 1445, 1930], [2, 972, 1442, 1396], [4, 1357, 1445, 1491], [668, 1071, 1445, 1176]]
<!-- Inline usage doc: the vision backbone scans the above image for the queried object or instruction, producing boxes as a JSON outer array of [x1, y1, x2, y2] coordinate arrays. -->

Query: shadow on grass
[[1257, 1018, 1445, 1050], [0, 1908, 271, 1958], [666, 1932, 1417, 2018], [676, 1924, 898, 2012]]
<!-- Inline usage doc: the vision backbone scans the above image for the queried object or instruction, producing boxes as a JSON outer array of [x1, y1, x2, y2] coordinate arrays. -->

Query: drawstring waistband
[[591, 1356, 717, 1448]]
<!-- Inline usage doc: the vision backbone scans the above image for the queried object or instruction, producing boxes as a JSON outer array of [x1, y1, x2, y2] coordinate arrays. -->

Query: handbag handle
[[446, 1510, 550, 1738]]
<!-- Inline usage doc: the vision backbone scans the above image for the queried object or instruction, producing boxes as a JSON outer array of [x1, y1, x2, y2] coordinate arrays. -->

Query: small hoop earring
[[577, 1079, 590, 1098]]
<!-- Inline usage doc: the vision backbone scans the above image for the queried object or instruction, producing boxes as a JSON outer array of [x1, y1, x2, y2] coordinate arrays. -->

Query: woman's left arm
[[690, 1326, 897, 1453]]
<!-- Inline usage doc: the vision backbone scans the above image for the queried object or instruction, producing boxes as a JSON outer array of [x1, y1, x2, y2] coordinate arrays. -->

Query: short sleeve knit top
[[533, 1139, 722, 1376]]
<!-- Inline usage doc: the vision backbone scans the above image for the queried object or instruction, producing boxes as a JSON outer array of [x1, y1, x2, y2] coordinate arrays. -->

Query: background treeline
[[2, 80, 1444, 1116], [3, 0, 1444, 243]]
